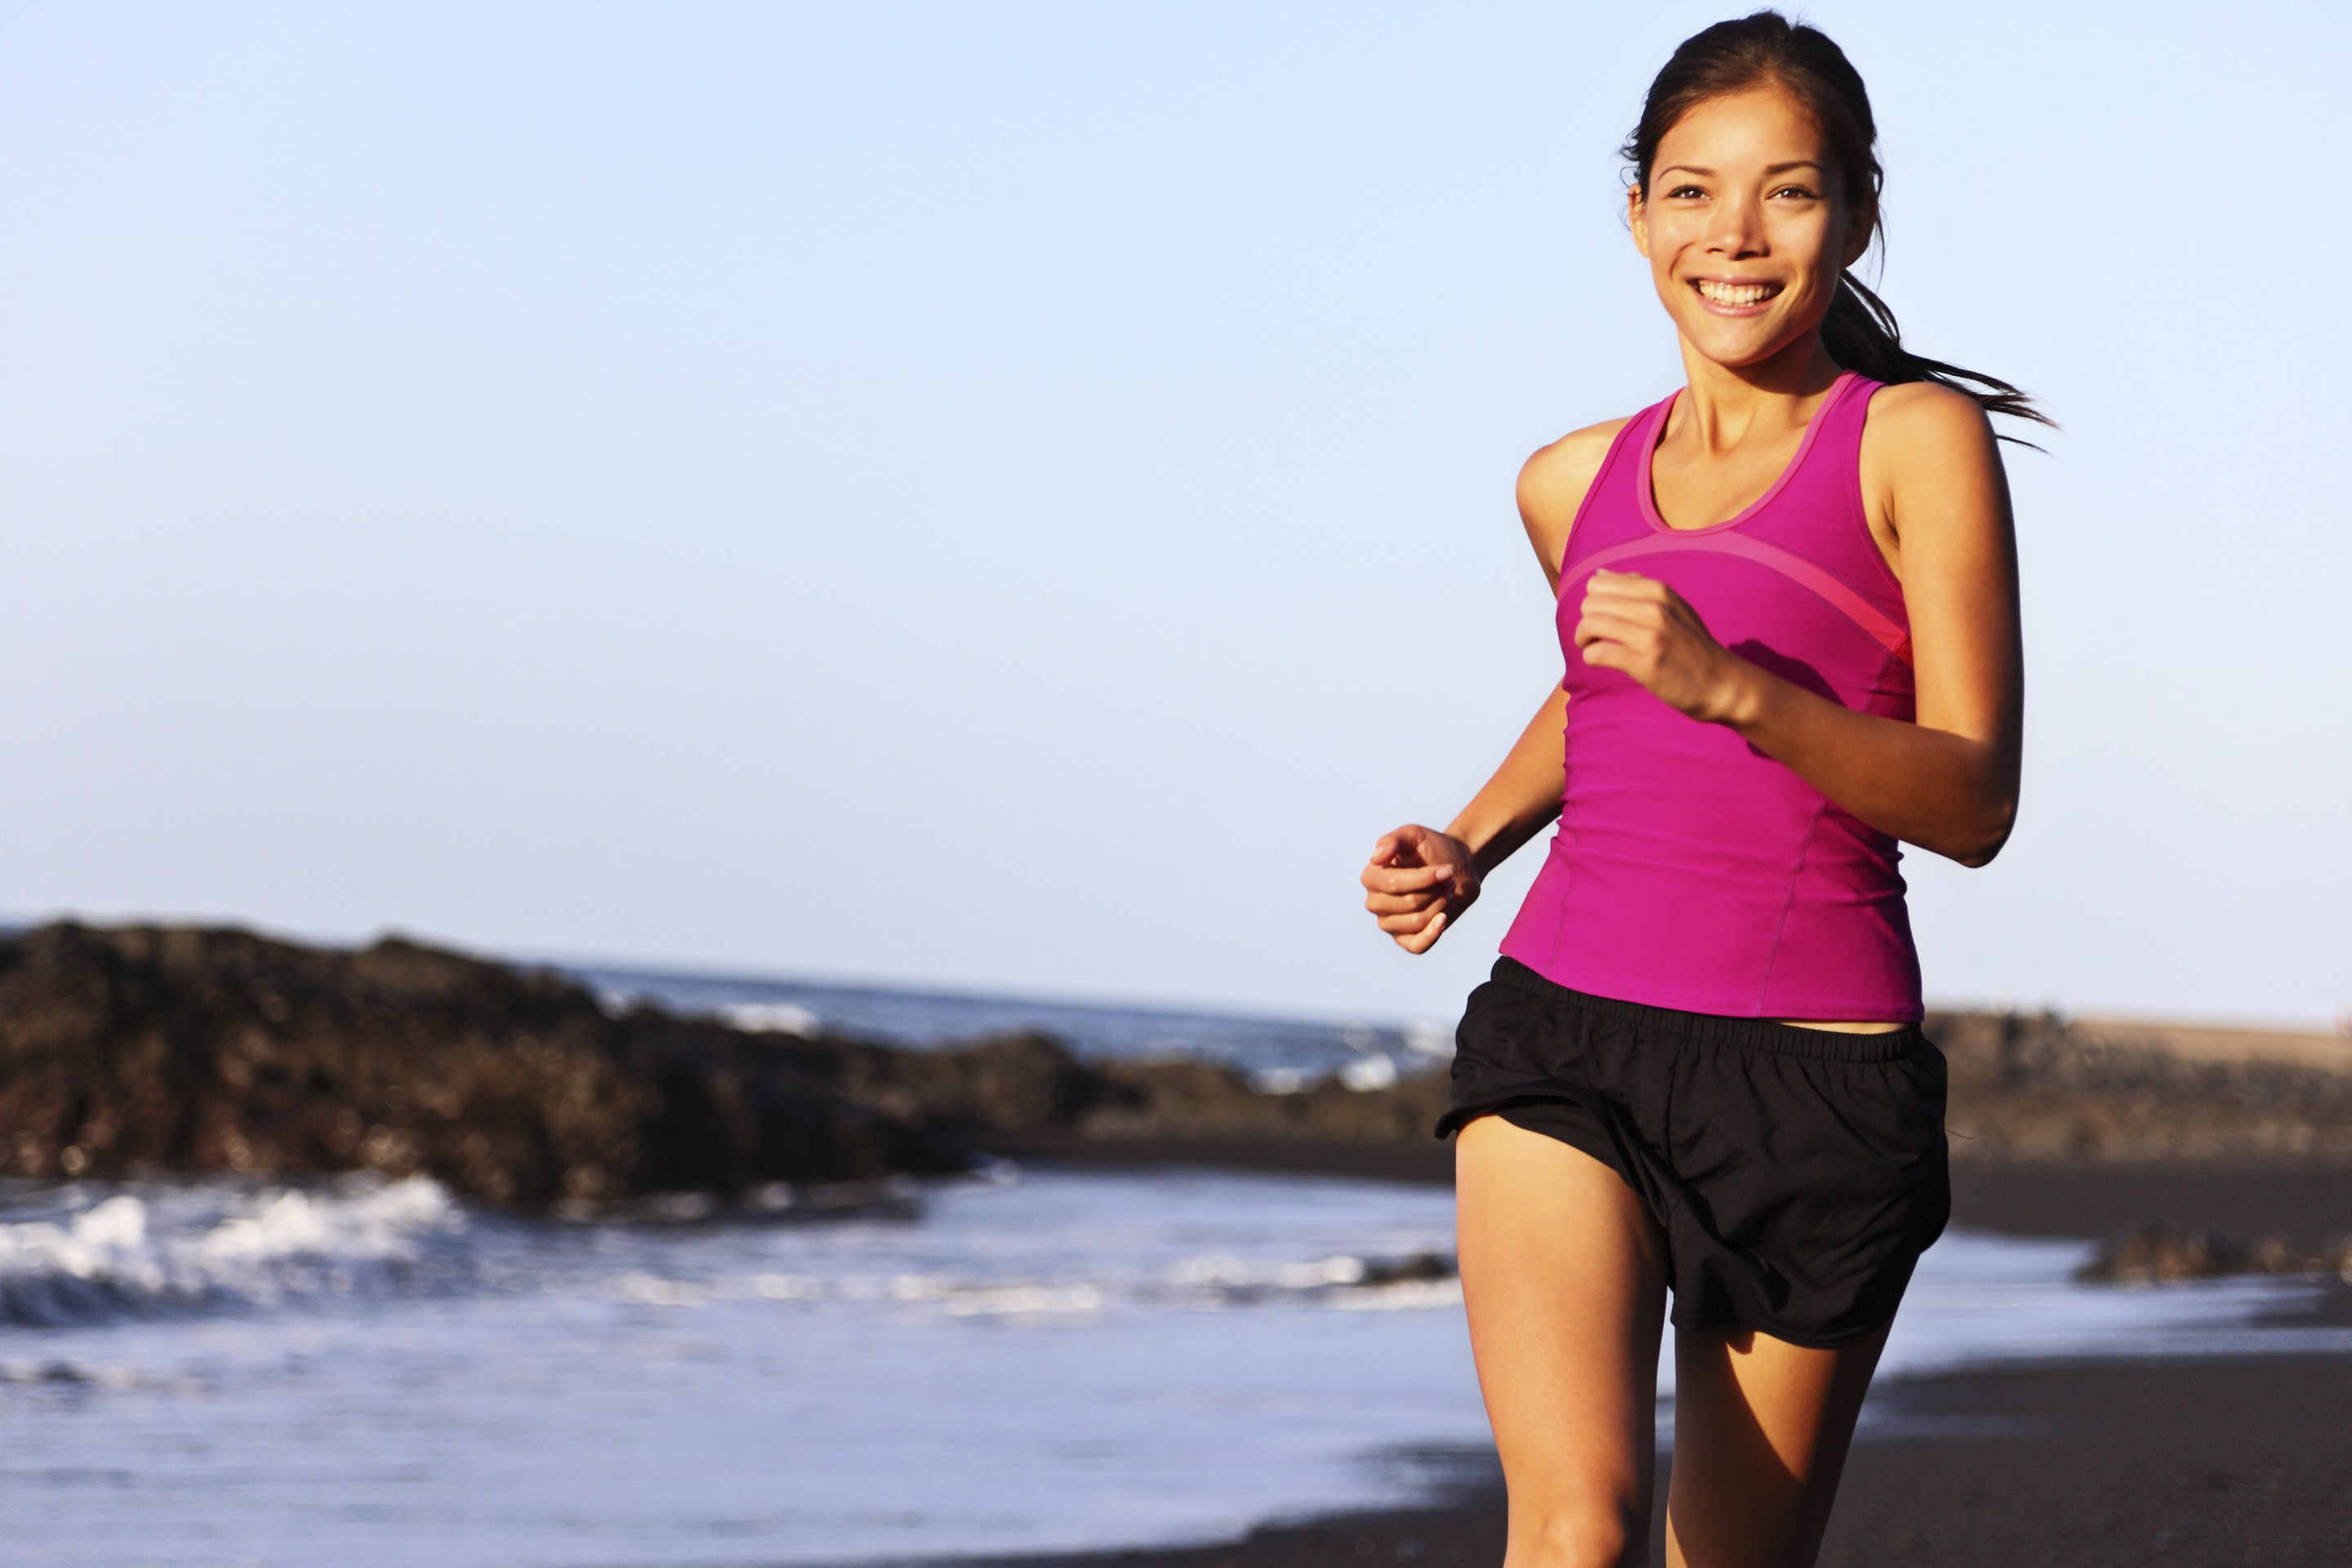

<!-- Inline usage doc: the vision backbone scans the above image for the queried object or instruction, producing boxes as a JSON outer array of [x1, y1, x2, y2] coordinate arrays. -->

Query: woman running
[[1360, 15, 2041, 1567]]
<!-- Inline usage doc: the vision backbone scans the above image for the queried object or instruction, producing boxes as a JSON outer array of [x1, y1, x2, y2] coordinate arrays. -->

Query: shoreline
[[923, 1347, 2352, 1568], [914, 1147, 2352, 1568]]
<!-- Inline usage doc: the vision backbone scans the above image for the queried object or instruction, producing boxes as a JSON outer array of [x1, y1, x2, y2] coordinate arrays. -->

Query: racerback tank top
[[1499, 372, 1924, 1021]]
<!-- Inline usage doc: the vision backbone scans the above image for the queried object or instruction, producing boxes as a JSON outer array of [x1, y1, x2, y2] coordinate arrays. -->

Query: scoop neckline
[[1637, 371, 1857, 537]]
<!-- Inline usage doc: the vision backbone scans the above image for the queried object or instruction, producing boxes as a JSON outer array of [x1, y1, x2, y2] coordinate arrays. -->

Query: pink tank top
[[1499, 372, 1923, 1021]]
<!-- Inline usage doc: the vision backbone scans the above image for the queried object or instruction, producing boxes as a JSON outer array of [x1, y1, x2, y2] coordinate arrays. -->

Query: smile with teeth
[[1693, 278, 1782, 306]]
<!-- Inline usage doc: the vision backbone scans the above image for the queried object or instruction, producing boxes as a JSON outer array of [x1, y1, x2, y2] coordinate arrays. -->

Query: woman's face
[[1630, 86, 1873, 372]]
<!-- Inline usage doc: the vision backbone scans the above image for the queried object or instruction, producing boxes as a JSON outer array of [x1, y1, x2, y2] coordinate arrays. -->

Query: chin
[[1682, 328, 1792, 369]]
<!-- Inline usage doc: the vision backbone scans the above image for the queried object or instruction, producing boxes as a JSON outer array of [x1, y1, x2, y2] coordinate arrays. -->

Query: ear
[[1840, 196, 1877, 270], [1628, 185, 1651, 258]]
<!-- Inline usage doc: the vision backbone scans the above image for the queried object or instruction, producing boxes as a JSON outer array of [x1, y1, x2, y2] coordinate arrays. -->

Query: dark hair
[[1625, 11, 2051, 435]]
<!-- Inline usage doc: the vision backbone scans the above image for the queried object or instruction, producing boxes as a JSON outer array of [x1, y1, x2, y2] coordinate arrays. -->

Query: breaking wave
[[0, 1167, 1462, 1336], [0, 1175, 468, 1326]]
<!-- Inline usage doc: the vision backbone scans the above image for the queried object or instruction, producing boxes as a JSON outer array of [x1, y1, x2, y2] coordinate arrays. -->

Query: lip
[[1685, 276, 1784, 318]]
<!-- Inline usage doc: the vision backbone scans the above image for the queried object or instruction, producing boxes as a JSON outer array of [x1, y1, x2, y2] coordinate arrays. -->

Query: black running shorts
[[1438, 958, 1950, 1348]]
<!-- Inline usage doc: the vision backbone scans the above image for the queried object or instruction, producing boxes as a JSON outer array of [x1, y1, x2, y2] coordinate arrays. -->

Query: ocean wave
[[718, 1000, 822, 1036], [600, 1247, 1462, 1321], [0, 1167, 1463, 1334], [0, 1176, 466, 1327]]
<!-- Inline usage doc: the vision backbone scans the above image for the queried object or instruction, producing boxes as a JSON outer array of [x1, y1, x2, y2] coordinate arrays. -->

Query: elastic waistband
[[1490, 958, 1926, 1063]]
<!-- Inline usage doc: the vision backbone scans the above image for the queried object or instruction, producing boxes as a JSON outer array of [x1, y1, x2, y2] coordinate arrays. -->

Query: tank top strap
[[1809, 370, 1879, 529], [1766, 372, 1904, 626], [1560, 392, 1678, 579]]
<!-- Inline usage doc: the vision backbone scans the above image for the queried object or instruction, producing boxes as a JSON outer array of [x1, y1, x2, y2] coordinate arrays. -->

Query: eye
[[1769, 184, 1820, 201], [1664, 184, 1707, 200]]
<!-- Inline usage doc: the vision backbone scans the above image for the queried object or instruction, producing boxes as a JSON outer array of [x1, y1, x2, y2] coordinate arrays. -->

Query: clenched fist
[[1572, 568, 1753, 724], [1361, 824, 1481, 954]]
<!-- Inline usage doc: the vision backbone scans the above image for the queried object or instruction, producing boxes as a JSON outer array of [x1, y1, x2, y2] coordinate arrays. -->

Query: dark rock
[[1078, 1058, 1453, 1145], [0, 922, 1460, 1208], [1357, 1251, 1456, 1286], [2075, 1224, 2250, 1282], [0, 922, 961, 1205], [1931, 1008, 2352, 1161], [2074, 1222, 2352, 1284], [14, 920, 2350, 1211]]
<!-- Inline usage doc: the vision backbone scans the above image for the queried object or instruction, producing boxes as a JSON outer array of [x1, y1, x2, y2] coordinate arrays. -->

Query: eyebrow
[[1655, 161, 1826, 179]]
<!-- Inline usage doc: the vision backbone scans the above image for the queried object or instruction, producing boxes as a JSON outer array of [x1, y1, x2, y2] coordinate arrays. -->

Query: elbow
[[1946, 796, 2017, 870]]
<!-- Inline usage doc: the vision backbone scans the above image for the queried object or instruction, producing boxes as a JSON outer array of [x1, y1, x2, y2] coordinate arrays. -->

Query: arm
[[1574, 385, 2023, 866], [1361, 685, 1565, 953], [1361, 418, 1629, 953]]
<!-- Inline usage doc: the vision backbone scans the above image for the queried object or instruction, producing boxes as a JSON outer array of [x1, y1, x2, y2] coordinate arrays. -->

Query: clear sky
[[2, 2, 2345, 1030]]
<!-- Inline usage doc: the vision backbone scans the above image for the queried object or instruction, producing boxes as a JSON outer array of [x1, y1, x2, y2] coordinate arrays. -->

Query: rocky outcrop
[[1931, 1008, 2352, 1161], [19, 920, 2337, 1213], [2074, 1223, 2352, 1284], [0, 923, 962, 1205], [0, 923, 1451, 1206]]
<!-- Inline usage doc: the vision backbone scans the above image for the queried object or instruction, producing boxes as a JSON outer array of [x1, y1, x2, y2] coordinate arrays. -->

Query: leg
[[1456, 1114, 1669, 1568], [1662, 1321, 1890, 1568]]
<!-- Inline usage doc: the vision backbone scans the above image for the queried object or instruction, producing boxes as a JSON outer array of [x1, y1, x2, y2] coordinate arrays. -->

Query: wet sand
[[939, 1149, 2352, 1568], [953, 1350, 2351, 1567]]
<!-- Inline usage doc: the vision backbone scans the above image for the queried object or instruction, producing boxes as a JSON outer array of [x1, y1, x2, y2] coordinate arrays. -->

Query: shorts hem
[[1668, 1309, 1897, 1351], [1437, 1097, 1633, 1183]]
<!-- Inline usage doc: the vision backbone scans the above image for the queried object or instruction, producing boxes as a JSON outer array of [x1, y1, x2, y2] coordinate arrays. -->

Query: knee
[[1510, 1495, 1643, 1568]]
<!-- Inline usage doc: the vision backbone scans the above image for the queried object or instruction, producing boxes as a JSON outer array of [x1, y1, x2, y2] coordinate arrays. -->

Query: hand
[[1572, 568, 1751, 724], [1361, 824, 1481, 954]]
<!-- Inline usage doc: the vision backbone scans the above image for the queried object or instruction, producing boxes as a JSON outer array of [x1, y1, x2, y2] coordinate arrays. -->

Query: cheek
[[1781, 218, 1845, 278], [1645, 230, 1697, 283]]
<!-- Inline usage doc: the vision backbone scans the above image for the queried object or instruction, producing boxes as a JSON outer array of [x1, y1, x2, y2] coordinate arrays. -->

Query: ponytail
[[1823, 274, 2051, 439]]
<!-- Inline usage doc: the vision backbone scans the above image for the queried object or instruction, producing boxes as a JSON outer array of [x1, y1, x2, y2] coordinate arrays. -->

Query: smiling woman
[[1357, 12, 2047, 1568]]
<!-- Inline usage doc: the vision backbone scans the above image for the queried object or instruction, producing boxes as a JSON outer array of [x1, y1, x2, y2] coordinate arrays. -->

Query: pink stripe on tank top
[[1499, 373, 1925, 1021]]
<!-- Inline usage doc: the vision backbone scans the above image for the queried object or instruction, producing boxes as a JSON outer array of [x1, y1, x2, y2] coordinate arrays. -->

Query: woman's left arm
[[1573, 384, 2022, 866]]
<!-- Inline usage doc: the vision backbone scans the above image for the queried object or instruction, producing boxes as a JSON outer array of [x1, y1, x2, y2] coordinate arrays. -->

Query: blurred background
[[3, 0, 2345, 1031]]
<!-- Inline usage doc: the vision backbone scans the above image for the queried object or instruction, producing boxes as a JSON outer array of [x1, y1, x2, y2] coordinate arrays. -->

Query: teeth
[[1696, 279, 1776, 305]]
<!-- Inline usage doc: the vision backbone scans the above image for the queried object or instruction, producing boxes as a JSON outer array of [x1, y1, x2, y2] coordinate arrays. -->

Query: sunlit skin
[[1356, 85, 2025, 1568]]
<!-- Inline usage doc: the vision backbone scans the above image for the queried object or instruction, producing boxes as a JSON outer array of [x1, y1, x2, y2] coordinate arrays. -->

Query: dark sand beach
[[933, 1154, 2352, 1568], [957, 1350, 2352, 1567]]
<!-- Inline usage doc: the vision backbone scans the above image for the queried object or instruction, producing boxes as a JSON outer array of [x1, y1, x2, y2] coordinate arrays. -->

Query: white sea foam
[[0, 1176, 462, 1325], [1402, 1018, 1456, 1058], [718, 1000, 822, 1036]]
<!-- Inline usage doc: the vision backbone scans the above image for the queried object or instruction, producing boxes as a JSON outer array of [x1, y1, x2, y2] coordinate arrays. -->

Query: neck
[[1672, 331, 1845, 448]]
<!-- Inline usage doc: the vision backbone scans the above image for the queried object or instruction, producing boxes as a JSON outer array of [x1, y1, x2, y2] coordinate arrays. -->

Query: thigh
[[1456, 1114, 1669, 1568], [1663, 1321, 1889, 1568]]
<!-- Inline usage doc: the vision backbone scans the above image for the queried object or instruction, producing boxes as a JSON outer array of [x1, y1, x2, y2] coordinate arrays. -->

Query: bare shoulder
[[1518, 416, 1634, 586], [1860, 380, 1998, 472], [1859, 381, 2009, 556]]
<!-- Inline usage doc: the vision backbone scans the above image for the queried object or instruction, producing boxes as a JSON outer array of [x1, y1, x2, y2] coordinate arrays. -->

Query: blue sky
[[2, 2, 2345, 1028]]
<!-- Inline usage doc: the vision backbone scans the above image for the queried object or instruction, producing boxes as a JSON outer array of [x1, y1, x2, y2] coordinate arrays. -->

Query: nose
[[1705, 189, 1767, 259]]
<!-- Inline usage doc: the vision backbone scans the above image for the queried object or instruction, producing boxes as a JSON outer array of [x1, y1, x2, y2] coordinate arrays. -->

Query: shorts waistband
[[1490, 958, 1926, 1063]]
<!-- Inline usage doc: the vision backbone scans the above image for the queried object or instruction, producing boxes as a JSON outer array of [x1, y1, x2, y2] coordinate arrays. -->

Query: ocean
[[2, 968, 2344, 1566], [562, 961, 1456, 1094]]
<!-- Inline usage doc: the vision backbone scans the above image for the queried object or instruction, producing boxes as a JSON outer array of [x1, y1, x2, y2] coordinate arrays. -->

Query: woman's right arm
[[1360, 418, 1628, 955]]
